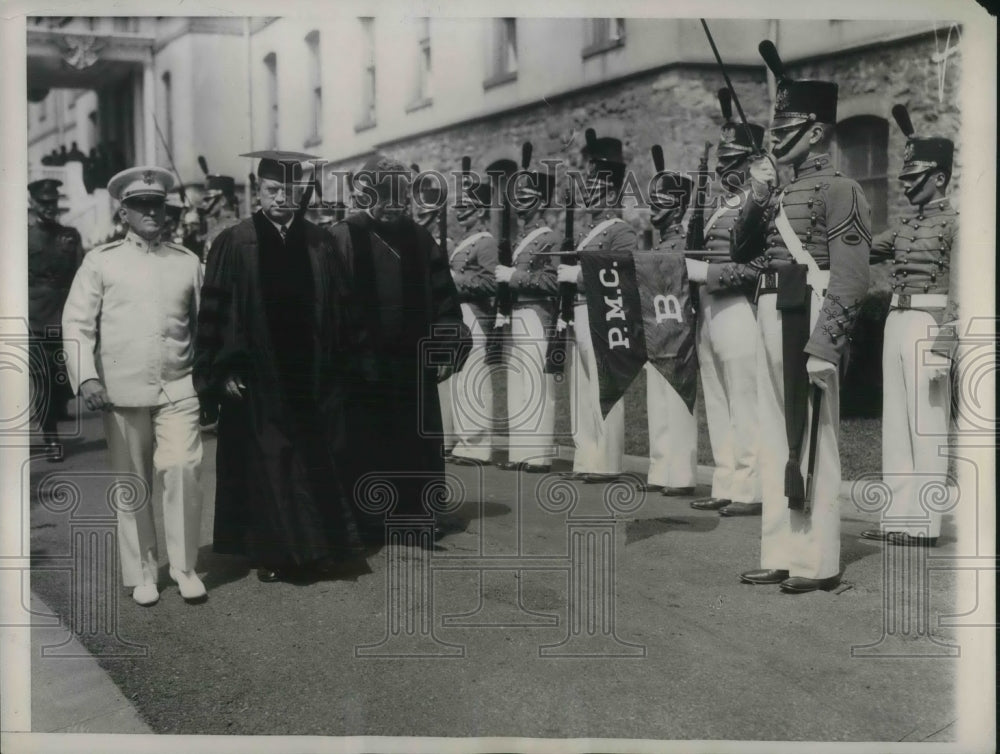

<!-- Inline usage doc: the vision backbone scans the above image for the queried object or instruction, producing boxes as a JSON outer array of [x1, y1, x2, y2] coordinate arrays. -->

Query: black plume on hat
[[891, 105, 915, 137], [650, 144, 665, 173], [758, 40, 785, 79], [718, 88, 733, 121]]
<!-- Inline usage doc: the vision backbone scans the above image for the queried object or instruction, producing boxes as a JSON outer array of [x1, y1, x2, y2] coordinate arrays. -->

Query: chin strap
[[904, 170, 933, 201], [772, 118, 815, 159]]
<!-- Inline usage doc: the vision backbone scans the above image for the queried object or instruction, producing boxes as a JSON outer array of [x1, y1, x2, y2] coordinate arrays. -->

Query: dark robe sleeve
[[423, 226, 473, 371], [193, 227, 248, 403]]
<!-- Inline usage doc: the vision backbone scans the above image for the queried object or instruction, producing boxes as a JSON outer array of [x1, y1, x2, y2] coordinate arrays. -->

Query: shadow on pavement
[[625, 515, 720, 545]]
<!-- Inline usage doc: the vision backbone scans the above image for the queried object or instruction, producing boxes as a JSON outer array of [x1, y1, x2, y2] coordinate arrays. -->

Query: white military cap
[[108, 166, 175, 202]]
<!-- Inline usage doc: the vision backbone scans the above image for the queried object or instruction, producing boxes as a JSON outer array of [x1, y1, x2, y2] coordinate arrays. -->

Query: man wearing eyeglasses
[[62, 166, 206, 606]]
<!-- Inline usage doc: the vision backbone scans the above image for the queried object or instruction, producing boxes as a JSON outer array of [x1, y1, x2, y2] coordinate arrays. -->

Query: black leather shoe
[[449, 456, 489, 467], [661, 486, 696, 497], [887, 532, 939, 547], [691, 497, 731, 511], [558, 471, 586, 480], [636, 482, 664, 493], [311, 556, 370, 579], [779, 575, 841, 593], [739, 568, 790, 585], [46, 441, 64, 463], [256, 567, 283, 583], [860, 529, 889, 541], [581, 473, 621, 484], [522, 464, 551, 474], [719, 502, 763, 517], [495, 461, 521, 471]]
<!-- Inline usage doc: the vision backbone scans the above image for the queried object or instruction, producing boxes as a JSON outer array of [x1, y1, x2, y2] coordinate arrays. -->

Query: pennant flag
[[633, 250, 698, 413], [579, 252, 648, 417]]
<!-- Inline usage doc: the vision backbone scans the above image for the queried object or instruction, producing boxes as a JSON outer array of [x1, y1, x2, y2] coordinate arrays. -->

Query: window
[[161, 72, 173, 156], [408, 17, 432, 111], [264, 53, 278, 149], [484, 18, 517, 89], [356, 17, 376, 131], [835, 115, 889, 232], [583, 18, 626, 57], [305, 31, 322, 145]]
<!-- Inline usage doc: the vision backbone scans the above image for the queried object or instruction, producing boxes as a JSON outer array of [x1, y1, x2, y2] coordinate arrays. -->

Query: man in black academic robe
[[193, 151, 363, 582], [326, 155, 471, 542]]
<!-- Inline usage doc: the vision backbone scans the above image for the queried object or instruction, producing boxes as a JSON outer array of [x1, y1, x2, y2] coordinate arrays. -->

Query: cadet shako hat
[[28, 178, 62, 202], [107, 166, 174, 202], [513, 142, 556, 205], [649, 145, 693, 211], [892, 104, 954, 180], [759, 41, 838, 126], [411, 164, 445, 213], [716, 88, 765, 159], [457, 155, 492, 209], [205, 174, 237, 197], [241, 150, 317, 184], [582, 121, 627, 188]]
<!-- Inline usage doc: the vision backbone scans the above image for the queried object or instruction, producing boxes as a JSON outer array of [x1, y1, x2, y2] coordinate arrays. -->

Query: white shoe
[[169, 567, 207, 601], [132, 583, 159, 606]]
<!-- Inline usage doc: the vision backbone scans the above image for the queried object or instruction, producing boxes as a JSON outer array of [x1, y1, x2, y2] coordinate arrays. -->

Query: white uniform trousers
[[569, 302, 624, 474], [645, 364, 697, 488], [880, 309, 951, 538], [439, 302, 495, 461], [506, 306, 556, 466], [102, 395, 203, 587], [756, 294, 841, 580], [697, 288, 761, 502]]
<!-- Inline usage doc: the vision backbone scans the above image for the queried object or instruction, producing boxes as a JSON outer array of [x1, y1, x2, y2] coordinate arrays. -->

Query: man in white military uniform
[[63, 166, 206, 606]]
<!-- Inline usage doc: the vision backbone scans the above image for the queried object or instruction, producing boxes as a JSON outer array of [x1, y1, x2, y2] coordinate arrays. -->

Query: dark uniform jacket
[[449, 226, 498, 325], [702, 188, 765, 300], [28, 216, 83, 334], [870, 197, 958, 325], [509, 219, 559, 329], [731, 153, 872, 365]]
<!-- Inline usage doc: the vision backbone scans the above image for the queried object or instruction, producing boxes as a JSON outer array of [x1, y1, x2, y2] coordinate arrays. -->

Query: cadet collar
[[659, 222, 684, 239], [583, 208, 620, 228], [794, 153, 832, 178], [522, 217, 547, 232], [126, 230, 162, 252], [916, 197, 953, 219]]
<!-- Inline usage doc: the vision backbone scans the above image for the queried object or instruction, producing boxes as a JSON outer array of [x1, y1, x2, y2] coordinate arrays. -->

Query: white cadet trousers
[[756, 294, 841, 580], [697, 288, 761, 502], [506, 306, 556, 466], [645, 364, 696, 488], [102, 395, 203, 587], [569, 302, 624, 474], [881, 309, 951, 538], [438, 302, 495, 461]]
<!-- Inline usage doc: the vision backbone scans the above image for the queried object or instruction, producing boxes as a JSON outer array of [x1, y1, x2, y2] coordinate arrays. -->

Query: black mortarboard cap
[[759, 41, 838, 125], [240, 150, 317, 183]]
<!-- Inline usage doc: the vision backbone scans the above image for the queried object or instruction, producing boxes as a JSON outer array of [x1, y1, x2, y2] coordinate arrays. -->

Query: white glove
[[806, 356, 837, 390], [494, 264, 514, 283], [749, 155, 777, 188], [557, 264, 581, 284], [685, 259, 709, 284]]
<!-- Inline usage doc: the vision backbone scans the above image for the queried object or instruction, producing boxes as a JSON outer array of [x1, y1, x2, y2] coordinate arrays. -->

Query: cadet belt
[[890, 293, 948, 310], [756, 270, 829, 297]]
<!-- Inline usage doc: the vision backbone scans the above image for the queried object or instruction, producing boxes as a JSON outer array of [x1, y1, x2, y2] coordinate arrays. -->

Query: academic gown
[[326, 212, 469, 533], [193, 211, 361, 567]]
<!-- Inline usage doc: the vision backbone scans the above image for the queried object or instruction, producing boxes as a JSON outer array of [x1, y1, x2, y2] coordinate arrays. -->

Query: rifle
[[544, 186, 575, 376], [152, 114, 188, 207], [438, 183, 448, 254], [484, 151, 519, 366], [685, 141, 713, 252]]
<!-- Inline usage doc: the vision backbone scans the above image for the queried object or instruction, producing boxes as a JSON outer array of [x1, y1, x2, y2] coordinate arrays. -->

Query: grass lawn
[[491, 364, 883, 481]]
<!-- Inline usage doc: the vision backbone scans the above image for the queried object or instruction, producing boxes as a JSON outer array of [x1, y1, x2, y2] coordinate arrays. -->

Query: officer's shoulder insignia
[[827, 185, 872, 247]]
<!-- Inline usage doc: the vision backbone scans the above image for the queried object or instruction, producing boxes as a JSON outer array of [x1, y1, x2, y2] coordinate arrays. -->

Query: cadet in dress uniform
[[557, 124, 635, 483], [731, 43, 871, 594], [27, 179, 83, 461], [442, 160, 499, 465], [861, 106, 958, 548], [687, 90, 767, 516], [200, 173, 241, 259], [494, 145, 560, 473], [638, 165, 698, 494], [63, 167, 206, 606]]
